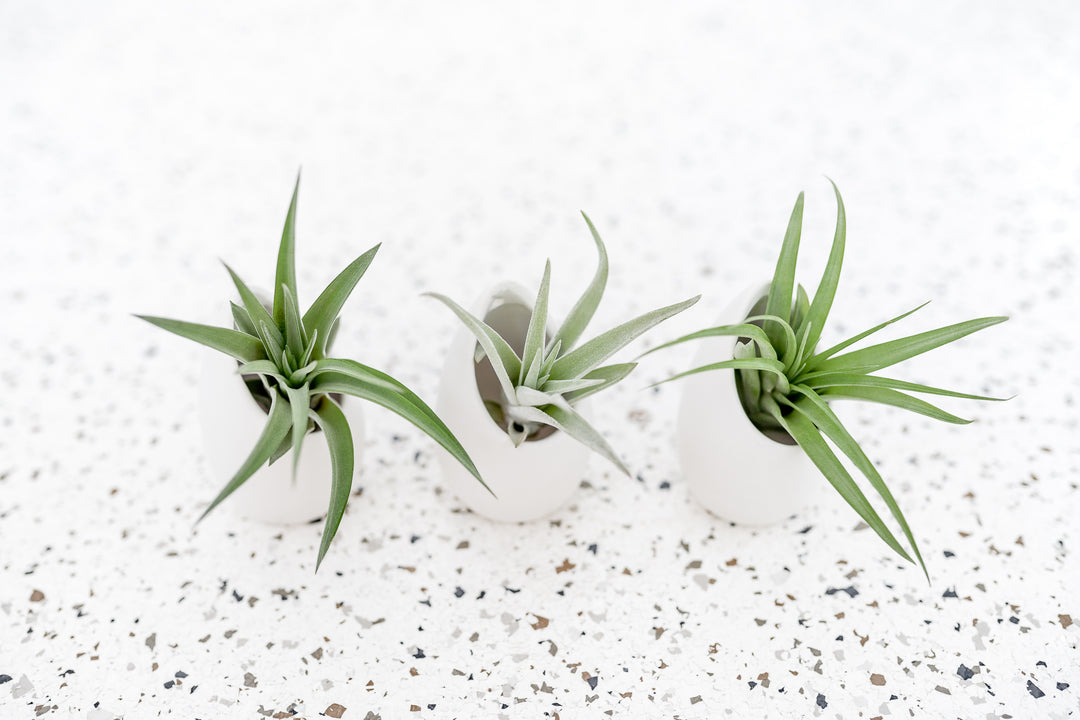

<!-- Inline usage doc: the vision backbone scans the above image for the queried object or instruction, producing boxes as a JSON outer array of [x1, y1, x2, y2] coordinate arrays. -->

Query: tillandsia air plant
[[426, 213, 700, 475], [137, 175, 484, 569], [646, 182, 1007, 578]]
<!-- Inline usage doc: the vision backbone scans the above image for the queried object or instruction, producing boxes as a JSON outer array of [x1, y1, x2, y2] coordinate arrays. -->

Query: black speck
[[816, 693, 827, 709], [748, 681, 757, 689], [1057, 682, 1069, 691], [659, 481, 670, 490], [942, 588, 958, 598], [505, 587, 520, 594], [0, 675, 10, 684], [232, 589, 244, 602], [476, 591, 486, 600], [410, 535, 421, 544], [427, 705, 435, 710], [454, 587, 465, 598], [889, 695, 897, 700], [414, 648, 425, 659], [957, 664, 974, 680], [419, 599, 431, 607], [635, 474, 645, 483], [164, 680, 174, 689], [175, 671, 188, 678], [943, 550, 955, 557], [586, 676, 598, 690], [798, 525, 813, 534], [1036, 660, 1047, 667], [1027, 680, 1045, 698], [825, 586, 858, 598], [1009, 616, 1020, 624], [587, 544, 598, 555]]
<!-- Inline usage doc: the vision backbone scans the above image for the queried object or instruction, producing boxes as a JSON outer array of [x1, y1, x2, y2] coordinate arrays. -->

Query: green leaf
[[515, 386, 572, 413], [764, 191, 804, 348], [801, 302, 930, 373], [776, 405, 914, 564], [744, 315, 795, 363], [520, 261, 551, 385], [197, 393, 292, 523], [230, 302, 258, 337], [237, 359, 286, 382], [302, 244, 380, 358], [816, 385, 973, 424], [224, 262, 284, 352], [550, 295, 700, 381], [283, 384, 312, 482], [425, 292, 522, 404], [282, 282, 307, 364], [549, 211, 610, 352], [542, 377, 604, 395], [785, 386, 926, 579], [259, 321, 286, 372], [309, 358, 490, 495], [651, 357, 787, 388], [273, 174, 300, 330], [513, 404, 629, 476], [310, 399, 353, 572], [809, 316, 1007, 376], [539, 339, 562, 378], [792, 284, 811, 334], [639, 323, 777, 362], [136, 315, 266, 363], [800, 178, 846, 356], [804, 372, 1009, 402], [563, 362, 637, 403]]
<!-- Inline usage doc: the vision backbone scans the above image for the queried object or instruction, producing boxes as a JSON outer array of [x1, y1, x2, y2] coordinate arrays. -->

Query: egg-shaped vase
[[677, 283, 816, 525], [198, 328, 364, 525], [435, 283, 592, 523]]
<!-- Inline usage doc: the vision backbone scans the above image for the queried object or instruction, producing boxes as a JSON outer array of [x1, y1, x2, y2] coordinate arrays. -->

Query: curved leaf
[[273, 174, 300, 330], [764, 191, 804, 347], [520, 261, 551, 384], [136, 315, 266, 363], [311, 399, 353, 571], [549, 212, 609, 352], [302, 244, 380, 358], [816, 385, 973, 424], [800, 302, 930, 373], [800, 179, 846, 356]]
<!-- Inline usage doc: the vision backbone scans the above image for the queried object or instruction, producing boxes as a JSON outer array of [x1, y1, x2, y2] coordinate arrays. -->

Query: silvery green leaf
[[514, 386, 573, 413], [800, 178, 845, 356], [562, 362, 636, 403], [549, 212, 609, 352], [764, 191, 804, 348], [136, 315, 266, 363], [310, 399, 353, 572], [273, 174, 300, 331], [302, 244, 380, 358], [520, 260, 551, 384]]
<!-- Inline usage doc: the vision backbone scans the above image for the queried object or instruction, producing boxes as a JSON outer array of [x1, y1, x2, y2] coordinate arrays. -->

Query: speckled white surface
[[2, 2, 1078, 718]]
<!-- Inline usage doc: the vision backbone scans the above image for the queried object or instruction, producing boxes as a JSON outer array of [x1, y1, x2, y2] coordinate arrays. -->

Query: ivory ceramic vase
[[677, 283, 815, 525], [435, 283, 591, 522], [198, 319, 364, 525]]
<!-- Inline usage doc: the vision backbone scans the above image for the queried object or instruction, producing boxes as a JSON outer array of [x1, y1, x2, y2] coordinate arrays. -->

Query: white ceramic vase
[[198, 332, 364, 525], [677, 283, 815, 525], [435, 283, 592, 522]]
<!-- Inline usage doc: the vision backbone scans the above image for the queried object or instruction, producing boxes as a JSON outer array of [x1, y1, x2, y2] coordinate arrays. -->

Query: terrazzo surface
[[2, 2, 1078, 718]]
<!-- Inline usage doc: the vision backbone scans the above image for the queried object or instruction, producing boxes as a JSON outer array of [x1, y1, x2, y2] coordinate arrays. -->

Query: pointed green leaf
[[513, 404, 629, 476], [801, 179, 846, 356], [282, 282, 307, 364], [136, 315, 266, 362], [777, 406, 914, 564], [764, 192, 804, 347], [540, 339, 562, 377], [237, 359, 286, 382], [224, 262, 283, 351], [273, 174, 300, 330], [640, 323, 777, 362], [652, 357, 787, 388], [803, 372, 1009, 402], [563, 362, 637, 403], [550, 295, 700, 381], [801, 302, 930, 373], [785, 386, 926, 579], [311, 399, 352, 571], [816, 385, 973, 424], [425, 292, 521, 404], [810, 317, 1007, 376], [309, 359, 489, 495], [302, 244, 380, 357], [515, 386, 573, 413], [550, 212, 610, 351], [520, 260, 551, 384], [542, 377, 604, 395], [259, 321, 285, 371], [792, 283, 811, 335], [197, 393, 292, 523], [230, 302, 258, 337], [283, 384, 311, 481]]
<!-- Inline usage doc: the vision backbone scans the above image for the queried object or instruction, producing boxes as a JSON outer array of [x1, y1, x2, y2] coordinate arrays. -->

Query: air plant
[[426, 213, 699, 474], [137, 175, 484, 569], [645, 182, 1007, 578]]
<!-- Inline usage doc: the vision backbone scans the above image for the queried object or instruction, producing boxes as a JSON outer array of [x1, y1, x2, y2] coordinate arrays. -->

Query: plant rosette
[[138, 174, 483, 569], [427, 214, 699, 523], [646, 181, 1007, 579]]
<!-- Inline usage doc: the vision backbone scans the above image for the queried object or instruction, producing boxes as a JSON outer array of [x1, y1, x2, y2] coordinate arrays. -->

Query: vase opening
[[734, 293, 798, 446], [474, 295, 556, 442]]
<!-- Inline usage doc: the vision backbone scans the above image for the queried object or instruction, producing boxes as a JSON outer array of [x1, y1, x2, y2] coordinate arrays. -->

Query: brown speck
[[870, 673, 885, 686], [409, 705, 421, 712], [325, 703, 346, 718], [409, 667, 418, 677], [30, 590, 44, 602], [725, 558, 737, 567], [555, 558, 576, 574], [1060, 614, 1073, 629], [621, 568, 632, 576], [399, 566, 416, 573], [690, 695, 702, 704], [145, 633, 156, 650], [456, 541, 469, 550], [530, 614, 550, 630], [243, 672, 257, 688], [654, 627, 666, 639], [311, 648, 323, 660]]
